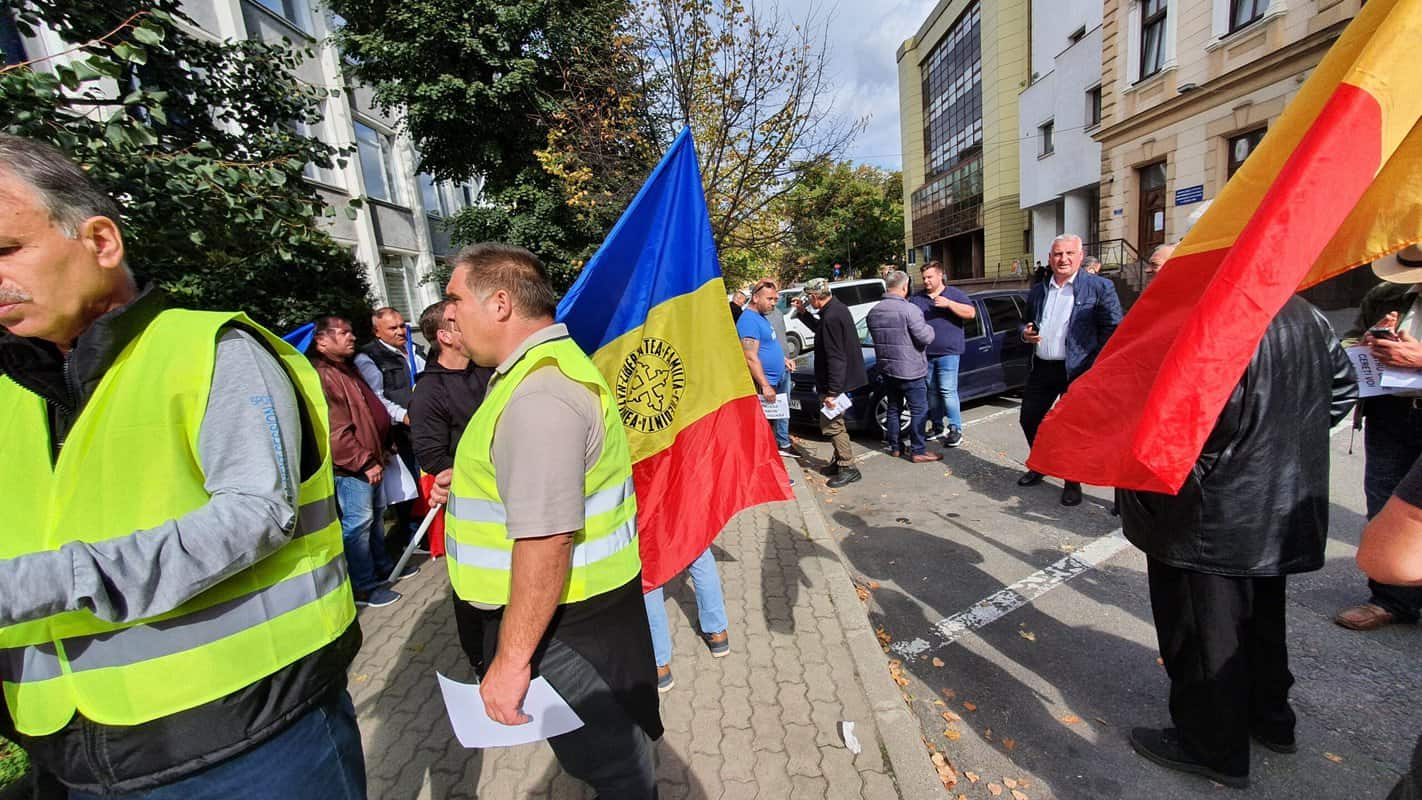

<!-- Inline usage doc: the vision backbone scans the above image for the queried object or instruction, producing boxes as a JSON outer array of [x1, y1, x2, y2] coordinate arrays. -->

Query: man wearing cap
[[793, 277, 867, 487], [1335, 243, 1422, 631]]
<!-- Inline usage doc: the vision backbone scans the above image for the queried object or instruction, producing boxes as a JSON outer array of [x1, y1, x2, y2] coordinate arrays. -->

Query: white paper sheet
[[760, 394, 789, 419], [1346, 346, 1422, 397], [436, 673, 584, 748], [820, 393, 853, 420]]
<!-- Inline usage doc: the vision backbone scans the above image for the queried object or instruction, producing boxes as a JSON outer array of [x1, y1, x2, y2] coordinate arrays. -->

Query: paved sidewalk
[[348, 472, 942, 799]]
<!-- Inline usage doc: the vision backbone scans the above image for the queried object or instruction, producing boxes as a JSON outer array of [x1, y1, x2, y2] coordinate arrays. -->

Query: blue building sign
[[1174, 185, 1205, 206]]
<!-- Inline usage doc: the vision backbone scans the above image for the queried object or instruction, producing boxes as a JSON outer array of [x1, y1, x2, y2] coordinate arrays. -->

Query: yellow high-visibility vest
[[0, 310, 353, 736], [445, 334, 640, 605]]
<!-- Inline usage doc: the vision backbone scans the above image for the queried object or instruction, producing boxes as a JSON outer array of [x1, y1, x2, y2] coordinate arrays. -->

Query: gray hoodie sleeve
[[0, 328, 303, 626]]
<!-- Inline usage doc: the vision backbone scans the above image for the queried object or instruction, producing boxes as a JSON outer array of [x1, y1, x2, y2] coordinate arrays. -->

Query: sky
[[775, 0, 938, 172]]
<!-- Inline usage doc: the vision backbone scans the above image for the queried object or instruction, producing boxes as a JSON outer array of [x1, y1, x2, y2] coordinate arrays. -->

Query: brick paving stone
[[350, 499, 909, 798]]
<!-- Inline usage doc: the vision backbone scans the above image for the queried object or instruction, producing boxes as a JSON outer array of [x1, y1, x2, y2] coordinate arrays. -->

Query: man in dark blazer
[[793, 278, 868, 487], [1018, 233, 1123, 506]]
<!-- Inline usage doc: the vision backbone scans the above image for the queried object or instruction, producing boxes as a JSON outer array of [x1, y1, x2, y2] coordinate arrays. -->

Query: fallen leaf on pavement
[[1094, 718, 1108, 726], [931, 752, 947, 768], [933, 657, 945, 668], [1018, 630, 1036, 642], [855, 585, 869, 602], [351, 673, 369, 683], [965, 771, 980, 783], [945, 729, 961, 741], [1060, 714, 1081, 725], [983, 728, 993, 741], [1002, 738, 1017, 751], [1324, 752, 1343, 764], [942, 710, 962, 723], [963, 701, 978, 712], [1003, 778, 1018, 789], [1156, 657, 1164, 666], [933, 699, 946, 706], [1012, 791, 1030, 800], [868, 580, 881, 589], [942, 688, 957, 699], [987, 783, 1004, 797]]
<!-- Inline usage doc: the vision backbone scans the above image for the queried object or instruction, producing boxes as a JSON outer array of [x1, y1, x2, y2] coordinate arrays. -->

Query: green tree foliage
[[776, 161, 904, 282], [330, 0, 654, 288], [0, 0, 371, 330]]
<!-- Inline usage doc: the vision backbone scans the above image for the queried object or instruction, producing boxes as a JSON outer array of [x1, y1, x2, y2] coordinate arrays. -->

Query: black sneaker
[[825, 467, 862, 488], [1130, 728, 1248, 789], [942, 426, 963, 448]]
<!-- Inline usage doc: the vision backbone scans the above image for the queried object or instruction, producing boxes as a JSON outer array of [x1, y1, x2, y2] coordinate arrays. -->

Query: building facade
[[1095, 0, 1361, 261], [898, 0, 1031, 281], [2, 0, 481, 325], [1018, 0, 1104, 264]]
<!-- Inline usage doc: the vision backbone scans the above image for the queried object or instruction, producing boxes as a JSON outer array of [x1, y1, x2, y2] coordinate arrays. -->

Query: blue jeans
[[643, 548, 728, 667], [926, 354, 962, 431], [335, 475, 393, 593], [770, 371, 793, 448], [884, 375, 929, 455], [70, 690, 367, 799]]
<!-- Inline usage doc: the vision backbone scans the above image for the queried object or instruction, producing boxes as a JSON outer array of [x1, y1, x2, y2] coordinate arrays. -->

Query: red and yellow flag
[[1028, 0, 1422, 493]]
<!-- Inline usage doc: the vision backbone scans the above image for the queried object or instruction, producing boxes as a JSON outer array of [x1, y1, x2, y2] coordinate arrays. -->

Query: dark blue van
[[787, 289, 1032, 434]]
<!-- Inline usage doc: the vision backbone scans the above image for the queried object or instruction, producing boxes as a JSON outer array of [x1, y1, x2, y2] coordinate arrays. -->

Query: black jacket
[[0, 287, 361, 793], [410, 359, 493, 474], [796, 298, 867, 396], [358, 338, 424, 411], [1120, 296, 1358, 576]]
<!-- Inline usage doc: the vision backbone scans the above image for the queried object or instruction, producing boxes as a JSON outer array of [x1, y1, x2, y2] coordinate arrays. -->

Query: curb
[[787, 461, 950, 800]]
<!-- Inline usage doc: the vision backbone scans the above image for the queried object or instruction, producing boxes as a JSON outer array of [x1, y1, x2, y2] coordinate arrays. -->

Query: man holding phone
[[1335, 243, 1422, 631], [1018, 234, 1123, 506]]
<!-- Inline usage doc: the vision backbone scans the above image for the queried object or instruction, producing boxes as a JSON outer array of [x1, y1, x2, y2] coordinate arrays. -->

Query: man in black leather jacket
[[1119, 295, 1357, 789]]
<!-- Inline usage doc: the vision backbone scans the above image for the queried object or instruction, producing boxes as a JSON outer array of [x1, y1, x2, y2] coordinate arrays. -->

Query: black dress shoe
[[1130, 728, 1248, 789], [818, 463, 840, 477], [1017, 470, 1045, 486], [1251, 732, 1297, 754], [1061, 482, 1083, 506], [825, 467, 862, 488]]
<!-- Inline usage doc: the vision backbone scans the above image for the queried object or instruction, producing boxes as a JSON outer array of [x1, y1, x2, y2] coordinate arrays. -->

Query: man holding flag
[[431, 244, 660, 799]]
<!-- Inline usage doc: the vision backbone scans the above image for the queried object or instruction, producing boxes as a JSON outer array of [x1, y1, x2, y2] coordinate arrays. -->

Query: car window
[[775, 291, 793, 314], [964, 304, 985, 340], [983, 296, 1024, 336], [856, 317, 872, 346]]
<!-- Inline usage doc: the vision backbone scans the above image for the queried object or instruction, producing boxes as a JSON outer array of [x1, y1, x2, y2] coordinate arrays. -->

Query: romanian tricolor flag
[[1028, 0, 1422, 494], [557, 129, 793, 590]]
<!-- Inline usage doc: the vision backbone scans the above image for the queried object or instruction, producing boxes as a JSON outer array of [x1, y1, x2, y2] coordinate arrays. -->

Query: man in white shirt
[[355, 307, 427, 554], [1018, 234, 1123, 506]]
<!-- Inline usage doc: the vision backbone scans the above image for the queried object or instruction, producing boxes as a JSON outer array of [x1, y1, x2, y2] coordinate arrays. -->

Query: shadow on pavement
[[354, 589, 485, 799], [761, 517, 836, 634], [527, 741, 703, 799]]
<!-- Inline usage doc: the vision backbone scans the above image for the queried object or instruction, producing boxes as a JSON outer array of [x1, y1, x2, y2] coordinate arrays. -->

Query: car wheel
[[786, 332, 802, 358], [874, 395, 913, 440]]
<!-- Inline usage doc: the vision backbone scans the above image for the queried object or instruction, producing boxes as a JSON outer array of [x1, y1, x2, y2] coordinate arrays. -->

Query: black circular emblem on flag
[[615, 337, 687, 434]]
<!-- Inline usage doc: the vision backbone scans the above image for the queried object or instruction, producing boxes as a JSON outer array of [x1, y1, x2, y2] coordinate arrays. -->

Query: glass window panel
[[1, 9, 26, 66], [354, 122, 389, 201], [984, 297, 1022, 334], [418, 173, 441, 215]]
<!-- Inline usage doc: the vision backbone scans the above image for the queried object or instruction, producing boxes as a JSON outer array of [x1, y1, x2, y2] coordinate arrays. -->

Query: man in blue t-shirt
[[737, 281, 800, 458], [909, 261, 978, 447]]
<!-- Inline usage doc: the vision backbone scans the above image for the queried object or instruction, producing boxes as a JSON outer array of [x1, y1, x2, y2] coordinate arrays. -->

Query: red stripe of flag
[[1028, 83, 1382, 493]]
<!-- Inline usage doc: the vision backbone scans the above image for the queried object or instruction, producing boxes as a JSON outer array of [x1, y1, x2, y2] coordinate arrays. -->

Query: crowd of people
[[3, 131, 1419, 799]]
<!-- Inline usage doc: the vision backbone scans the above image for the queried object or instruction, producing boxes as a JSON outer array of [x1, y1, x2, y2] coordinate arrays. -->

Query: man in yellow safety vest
[[0, 134, 365, 798], [430, 242, 662, 798]]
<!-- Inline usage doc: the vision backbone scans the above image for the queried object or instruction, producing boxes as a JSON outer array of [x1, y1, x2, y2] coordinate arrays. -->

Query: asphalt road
[[791, 395, 1419, 799]]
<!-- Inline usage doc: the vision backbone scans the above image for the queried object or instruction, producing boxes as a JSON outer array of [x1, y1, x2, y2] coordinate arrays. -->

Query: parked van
[[776, 278, 885, 357]]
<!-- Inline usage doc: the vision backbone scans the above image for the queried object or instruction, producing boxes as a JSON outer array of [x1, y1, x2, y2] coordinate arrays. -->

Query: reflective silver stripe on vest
[[0, 643, 62, 684], [446, 517, 637, 572], [296, 495, 340, 539], [0, 554, 348, 683], [448, 477, 634, 526]]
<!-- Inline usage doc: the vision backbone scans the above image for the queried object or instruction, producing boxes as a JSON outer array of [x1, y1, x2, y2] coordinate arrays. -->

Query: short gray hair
[[884, 270, 910, 292], [1050, 233, 1083, 250], [1080, 256, 1102, 267], [0, 134, 124, 238]]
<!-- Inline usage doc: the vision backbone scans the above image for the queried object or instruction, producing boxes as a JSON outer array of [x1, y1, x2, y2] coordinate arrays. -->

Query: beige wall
[[1096, 0, 1361, 253], [897, 0, 1030, 276]]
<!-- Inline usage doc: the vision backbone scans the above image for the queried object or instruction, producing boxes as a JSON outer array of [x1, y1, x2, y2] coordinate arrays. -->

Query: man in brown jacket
[[311, 316, 407, 607]]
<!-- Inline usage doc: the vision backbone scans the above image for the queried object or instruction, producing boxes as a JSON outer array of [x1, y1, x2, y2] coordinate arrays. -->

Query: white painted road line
[[889, 529, 1131, 658], [962, 404, 1020, 429]]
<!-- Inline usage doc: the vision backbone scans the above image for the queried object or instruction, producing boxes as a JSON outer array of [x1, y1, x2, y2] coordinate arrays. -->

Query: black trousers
[[1147, 557, 1295, 777], [1019, 357, 1071, 447]]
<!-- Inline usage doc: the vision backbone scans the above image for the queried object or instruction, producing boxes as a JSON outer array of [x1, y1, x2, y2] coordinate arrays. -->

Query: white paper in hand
[[820, 393, 853, 420], [437, 673, 584, 748], [760, 394, 789, 419]]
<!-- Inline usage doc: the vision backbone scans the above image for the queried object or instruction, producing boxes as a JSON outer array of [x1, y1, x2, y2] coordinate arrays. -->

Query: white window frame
[[1124, 0, 1178, 86], [1209, 0, 1286, 44], [353, 119, 407, 206]]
